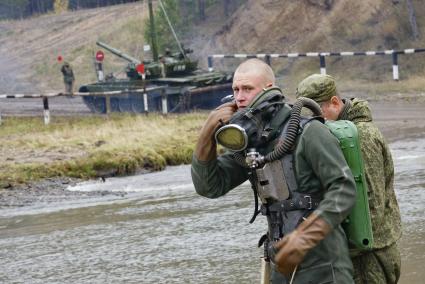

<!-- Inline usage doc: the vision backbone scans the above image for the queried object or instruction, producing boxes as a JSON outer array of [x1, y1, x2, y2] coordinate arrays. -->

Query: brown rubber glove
[[194, 101, 238, 162], [274, 213, 332, 277]]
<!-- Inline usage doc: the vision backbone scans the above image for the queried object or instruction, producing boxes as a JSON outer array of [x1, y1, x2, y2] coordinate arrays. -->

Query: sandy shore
[[369, 100, 425, 142]]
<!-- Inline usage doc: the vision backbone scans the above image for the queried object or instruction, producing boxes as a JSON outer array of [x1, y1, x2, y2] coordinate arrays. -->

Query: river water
[[0, 137, 424, 284]]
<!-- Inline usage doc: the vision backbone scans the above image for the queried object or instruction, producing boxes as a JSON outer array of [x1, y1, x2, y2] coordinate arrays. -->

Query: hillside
[[197, 0, 425, 93], [0, 0, 424, 95], [0, 2, 147, 93]]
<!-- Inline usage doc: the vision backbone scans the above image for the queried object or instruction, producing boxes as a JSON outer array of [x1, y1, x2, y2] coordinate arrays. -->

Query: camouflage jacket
[[339, 98, 402, 249]]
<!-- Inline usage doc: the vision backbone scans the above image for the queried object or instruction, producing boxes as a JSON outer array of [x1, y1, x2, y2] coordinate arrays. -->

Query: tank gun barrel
[[96, 41, 141, 64]]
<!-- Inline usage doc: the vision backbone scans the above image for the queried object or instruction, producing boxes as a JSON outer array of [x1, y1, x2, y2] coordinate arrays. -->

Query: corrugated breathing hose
[[264, 97, 322, 163]]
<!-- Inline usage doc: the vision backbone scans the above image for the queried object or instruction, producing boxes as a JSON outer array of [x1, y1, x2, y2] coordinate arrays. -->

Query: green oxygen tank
[[326, 120, 374, 250]]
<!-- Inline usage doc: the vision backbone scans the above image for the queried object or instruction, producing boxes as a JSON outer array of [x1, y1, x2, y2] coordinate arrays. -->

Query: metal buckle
[[305, 195, 312, 210]]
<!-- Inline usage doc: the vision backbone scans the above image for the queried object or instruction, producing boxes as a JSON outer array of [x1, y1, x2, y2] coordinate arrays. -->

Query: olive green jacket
[[192, 110, 356, 283], [339, 98, 402, 249], [61, 65, 75, 83]]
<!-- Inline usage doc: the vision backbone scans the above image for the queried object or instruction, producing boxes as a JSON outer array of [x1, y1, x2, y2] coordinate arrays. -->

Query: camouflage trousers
[[352, 242, 401, 284]]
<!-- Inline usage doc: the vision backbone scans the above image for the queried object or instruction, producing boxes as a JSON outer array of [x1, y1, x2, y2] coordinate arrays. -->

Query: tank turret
[[96, 40, 201, 80], [96, 41, 162, 79]]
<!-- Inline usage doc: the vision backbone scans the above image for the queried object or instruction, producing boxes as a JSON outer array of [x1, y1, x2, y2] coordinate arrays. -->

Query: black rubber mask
[[215, 87, 285, 151]]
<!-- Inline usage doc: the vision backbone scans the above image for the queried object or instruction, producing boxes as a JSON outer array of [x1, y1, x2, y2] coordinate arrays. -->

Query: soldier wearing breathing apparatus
[[296, 74, 402, 284], [191, 59, 357, 283]]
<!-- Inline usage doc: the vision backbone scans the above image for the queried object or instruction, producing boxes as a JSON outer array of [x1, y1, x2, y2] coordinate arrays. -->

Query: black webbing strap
[[248, 172, 261, 224], [261, 193, 321, 214]]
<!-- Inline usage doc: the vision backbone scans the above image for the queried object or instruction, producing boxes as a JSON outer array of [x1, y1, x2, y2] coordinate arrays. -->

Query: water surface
[[0, 138, 424, 283]]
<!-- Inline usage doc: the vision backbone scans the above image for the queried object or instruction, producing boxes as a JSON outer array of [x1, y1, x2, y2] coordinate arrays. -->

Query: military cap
[[296, 74, 337, 103]]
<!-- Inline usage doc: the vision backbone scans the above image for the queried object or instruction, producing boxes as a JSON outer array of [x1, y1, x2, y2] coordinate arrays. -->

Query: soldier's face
[[320, 96, 343, 120], [232, 71, 271, 109]]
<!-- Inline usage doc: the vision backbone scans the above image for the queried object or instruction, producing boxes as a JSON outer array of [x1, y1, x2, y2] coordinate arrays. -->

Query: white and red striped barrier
[[207, 48, 425, 80], [0, 86, 166, 125]]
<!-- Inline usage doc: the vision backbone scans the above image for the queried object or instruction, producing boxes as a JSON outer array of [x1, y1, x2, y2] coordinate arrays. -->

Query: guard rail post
[[319, 55, 327, 75], [161, 89, 168, 115], [392, 53, 399, 81], [42, 97, 50, 125], [143, 92, 149, 114], [105, 95, 111, 114], [208, 56, 214, 72], [265, 54, 271, 66]]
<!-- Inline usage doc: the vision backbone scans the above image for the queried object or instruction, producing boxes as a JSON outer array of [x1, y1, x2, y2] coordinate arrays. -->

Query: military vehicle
[[79, 0, 232, 114]]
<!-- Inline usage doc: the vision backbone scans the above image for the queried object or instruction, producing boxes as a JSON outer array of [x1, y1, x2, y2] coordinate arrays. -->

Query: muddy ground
[[0, 93, 424, 208]]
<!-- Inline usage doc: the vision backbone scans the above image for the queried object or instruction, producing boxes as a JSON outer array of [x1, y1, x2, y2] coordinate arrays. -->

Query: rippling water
[[0, 137, 424, 283], [391, 138, 425, 283]]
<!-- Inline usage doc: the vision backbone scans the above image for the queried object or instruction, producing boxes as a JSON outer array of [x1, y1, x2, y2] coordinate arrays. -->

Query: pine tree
[[54, 0, 68, 14], [143, 0, 183, 55]]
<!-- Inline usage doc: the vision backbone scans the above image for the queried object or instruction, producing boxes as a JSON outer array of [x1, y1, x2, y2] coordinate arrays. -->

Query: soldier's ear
[[330, 96, 340, 106]]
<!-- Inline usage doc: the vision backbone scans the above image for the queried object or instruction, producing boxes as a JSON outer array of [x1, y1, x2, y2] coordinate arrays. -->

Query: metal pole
[[319, 55, 327, 75], [265, 54, 271, 66], [148, 0, 159, 62], [142, 72, 148, 114], [208, 56, 214, 72], [97, 62, 104, 82], [392, 53, 399, 81], [260, 258, 271, 284], [105, 95, 111, 114], [43, 97, 50, 125], [158, 0, 186, 58], [161, 89, 168, 115], [143, 93, 149, 113]]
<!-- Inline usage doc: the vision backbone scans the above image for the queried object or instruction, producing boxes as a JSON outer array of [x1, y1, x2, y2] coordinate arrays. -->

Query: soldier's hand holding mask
[[194, 101, 237, 161]]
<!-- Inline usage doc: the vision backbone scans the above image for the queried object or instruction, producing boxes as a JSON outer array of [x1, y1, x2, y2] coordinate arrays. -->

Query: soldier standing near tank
[[61, 61, 75, 94], [296, 74, 402, 284], [191, 59, 357, 283]]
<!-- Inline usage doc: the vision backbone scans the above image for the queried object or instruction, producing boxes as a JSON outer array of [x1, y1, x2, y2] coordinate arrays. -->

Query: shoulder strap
[[299, 116, 324, 130]]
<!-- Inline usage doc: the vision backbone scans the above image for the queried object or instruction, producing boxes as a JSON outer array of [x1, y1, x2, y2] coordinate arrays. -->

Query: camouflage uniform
[[192, 96, 357, 283], [297, 74, 402, 284], [61, 62, 75, 94], [339, 98, 402, 284]]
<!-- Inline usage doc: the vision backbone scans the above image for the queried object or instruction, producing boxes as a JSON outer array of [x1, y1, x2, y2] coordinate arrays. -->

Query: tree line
[[0, 0, 139, 19], [0, 0, 245, 20], [143, 0, 245, 54]]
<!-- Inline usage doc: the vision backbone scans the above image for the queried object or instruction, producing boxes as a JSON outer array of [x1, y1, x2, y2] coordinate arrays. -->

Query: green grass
[[0, 113, 208, 186]]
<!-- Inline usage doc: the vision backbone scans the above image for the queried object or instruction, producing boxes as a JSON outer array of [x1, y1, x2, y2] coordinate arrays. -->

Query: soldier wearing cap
[[296, 74, 402, 284]]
